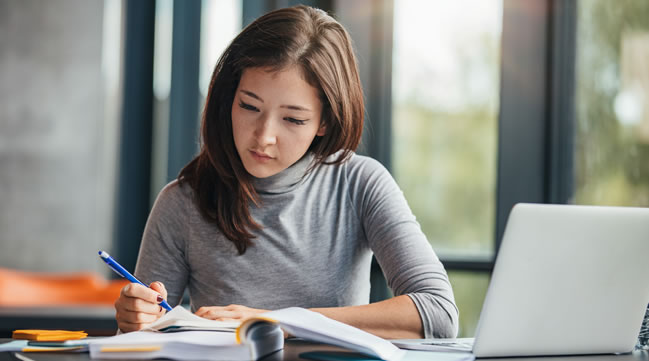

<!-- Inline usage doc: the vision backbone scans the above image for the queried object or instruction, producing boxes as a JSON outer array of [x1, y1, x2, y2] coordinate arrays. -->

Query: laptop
[[393, 203, 649, 357]]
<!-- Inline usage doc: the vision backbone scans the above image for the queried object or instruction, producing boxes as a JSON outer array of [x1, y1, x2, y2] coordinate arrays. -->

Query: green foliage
[[392, 0, 649, 338], [448, 271, 490, 337], [391, 0, 502, 337], [393, 102, 497, 255], [575, 0, 649, 206]]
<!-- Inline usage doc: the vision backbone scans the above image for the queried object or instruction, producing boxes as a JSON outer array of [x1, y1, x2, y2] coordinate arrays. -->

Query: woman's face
[[231, 66, 325, 178]]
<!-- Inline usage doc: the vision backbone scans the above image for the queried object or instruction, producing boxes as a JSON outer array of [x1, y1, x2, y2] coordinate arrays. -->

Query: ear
[[316, 122, 327, 137]]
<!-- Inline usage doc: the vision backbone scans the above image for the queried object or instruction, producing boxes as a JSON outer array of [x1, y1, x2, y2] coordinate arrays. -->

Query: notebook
[[393, 203, 649, 357]]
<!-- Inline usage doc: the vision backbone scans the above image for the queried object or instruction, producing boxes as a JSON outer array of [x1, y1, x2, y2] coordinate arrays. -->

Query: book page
[[145, 306, 240, 332], [256, 308, 405, 361], [87, 331, 259, 360], [90, 330, 237, 347]]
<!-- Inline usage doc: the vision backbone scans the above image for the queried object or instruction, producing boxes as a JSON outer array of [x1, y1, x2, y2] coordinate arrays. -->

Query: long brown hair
[[178, 5, 364, 254]]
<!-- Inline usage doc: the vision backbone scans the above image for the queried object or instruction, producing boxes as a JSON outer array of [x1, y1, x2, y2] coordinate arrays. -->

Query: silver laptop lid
[[473, 203, 649, 357]]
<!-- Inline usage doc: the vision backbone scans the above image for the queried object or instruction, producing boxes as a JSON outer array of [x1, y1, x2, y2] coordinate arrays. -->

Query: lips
[[250, 150, 274, 160]]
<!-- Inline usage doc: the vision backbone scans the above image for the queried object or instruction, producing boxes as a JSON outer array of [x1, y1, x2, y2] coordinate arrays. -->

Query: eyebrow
[[240, 90, 262, 102], [239, 89, 312, 112]]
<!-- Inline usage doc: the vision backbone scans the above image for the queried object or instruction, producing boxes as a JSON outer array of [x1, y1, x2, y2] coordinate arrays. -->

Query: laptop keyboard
[[391, 338, 474, 352]]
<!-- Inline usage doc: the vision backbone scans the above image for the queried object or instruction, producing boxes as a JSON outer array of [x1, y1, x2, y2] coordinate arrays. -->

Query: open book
[[143, 305, 240, 332], [89, 306, 405, 361]]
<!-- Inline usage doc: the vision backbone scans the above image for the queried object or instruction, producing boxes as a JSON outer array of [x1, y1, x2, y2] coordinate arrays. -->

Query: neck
[[252, 152, 315, 194]]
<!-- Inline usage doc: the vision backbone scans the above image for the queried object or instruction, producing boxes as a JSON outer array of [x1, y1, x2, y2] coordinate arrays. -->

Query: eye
[[284, 117, 306, 125], [238, 101, 259, 112]]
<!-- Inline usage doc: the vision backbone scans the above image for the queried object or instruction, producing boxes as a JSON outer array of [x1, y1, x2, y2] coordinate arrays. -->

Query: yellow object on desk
[[12, 329, 88, 341]]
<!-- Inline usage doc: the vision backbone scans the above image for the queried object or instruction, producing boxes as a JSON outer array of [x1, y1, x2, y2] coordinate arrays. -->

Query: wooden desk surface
[[0, 338, 648, 361]]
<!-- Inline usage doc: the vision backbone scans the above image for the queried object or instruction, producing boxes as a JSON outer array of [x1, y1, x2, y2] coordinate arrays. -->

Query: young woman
[[114, 5, 458, 339]]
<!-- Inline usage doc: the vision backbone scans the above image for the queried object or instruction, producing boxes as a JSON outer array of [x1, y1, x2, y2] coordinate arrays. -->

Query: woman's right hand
[[114, 281, 168, 332]]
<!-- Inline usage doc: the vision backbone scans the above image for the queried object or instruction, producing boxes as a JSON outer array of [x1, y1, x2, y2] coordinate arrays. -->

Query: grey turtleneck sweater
[[134, 152, 459, 338]]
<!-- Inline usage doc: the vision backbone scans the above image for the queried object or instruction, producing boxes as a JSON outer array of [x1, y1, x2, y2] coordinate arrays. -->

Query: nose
[[253, 114, 277, 146]]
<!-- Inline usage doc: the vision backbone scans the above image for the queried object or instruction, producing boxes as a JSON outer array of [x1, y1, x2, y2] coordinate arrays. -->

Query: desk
[[0, 307, 117, 337], [0, 339, 648, 361]]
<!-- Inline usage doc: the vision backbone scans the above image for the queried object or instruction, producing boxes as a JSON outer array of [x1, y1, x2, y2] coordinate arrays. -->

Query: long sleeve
[[134, 181, 191, 307], [346, 156, 459, 338]]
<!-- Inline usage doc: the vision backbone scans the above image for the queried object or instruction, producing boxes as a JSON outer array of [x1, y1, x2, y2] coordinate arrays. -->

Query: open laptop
[[393, 203, 649, 357]]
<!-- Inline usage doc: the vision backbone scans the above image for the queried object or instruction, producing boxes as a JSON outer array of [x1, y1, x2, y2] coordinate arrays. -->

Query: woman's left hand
[[195, 304, 268, 321]]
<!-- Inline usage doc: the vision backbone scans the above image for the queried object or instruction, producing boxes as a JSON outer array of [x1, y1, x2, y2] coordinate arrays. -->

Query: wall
[[0, 0, 118, 274]]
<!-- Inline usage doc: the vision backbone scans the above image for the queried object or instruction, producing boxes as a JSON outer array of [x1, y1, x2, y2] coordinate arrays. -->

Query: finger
[[121, 283, 162, 304], [149, 281, 168, 301], [223, 304, 242, 311], [116, 308, 160, 325], [195, 306, 219, 317], [117, 322, 138, 333], [118, 320, 148, 333], [118, 294, 164, 314], [196, 308, 238, 320], [196, 304, 242, 315], [195, 306, 224, 317], [195, 307, 233, 318]]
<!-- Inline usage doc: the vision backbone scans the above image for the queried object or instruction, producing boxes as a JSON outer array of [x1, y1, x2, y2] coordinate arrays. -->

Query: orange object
[[0, 267, 129, 306], [13, 329, 88, 341]]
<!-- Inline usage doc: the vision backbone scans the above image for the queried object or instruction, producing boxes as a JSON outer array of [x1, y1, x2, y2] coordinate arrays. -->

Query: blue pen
[[98, 250, 172, 311]]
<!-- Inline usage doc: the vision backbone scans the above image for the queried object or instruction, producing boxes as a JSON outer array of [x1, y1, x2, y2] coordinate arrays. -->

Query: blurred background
[[1, 0, 648, 337]]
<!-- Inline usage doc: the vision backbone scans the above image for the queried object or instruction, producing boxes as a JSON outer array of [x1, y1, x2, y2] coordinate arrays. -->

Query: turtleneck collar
[[252, 152, 316, 194]]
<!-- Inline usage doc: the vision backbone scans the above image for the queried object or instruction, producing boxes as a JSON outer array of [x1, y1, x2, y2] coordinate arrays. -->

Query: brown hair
[[178, 5, 364, 254]]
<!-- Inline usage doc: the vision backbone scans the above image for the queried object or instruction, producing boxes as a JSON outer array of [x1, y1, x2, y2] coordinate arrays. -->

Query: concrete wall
[[0, 0, 116, 275]]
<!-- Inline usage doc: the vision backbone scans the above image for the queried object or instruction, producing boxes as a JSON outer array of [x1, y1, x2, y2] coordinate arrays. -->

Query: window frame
[[113, 0, 156, 270], [496, 0, 576, 253]]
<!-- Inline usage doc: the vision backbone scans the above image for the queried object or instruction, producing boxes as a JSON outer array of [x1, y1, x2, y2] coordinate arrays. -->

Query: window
[[574, 0, 649, 207], [392, 0, 502, 258], [392, 0, 503, 336], [447, 271, 490, 336], [199, 0, 242, 99], [151, 0, 242, 197]]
